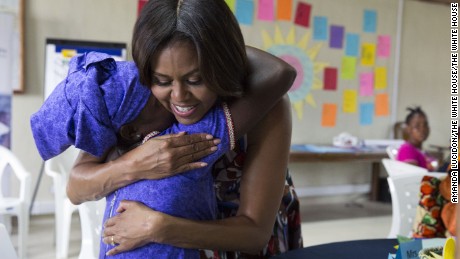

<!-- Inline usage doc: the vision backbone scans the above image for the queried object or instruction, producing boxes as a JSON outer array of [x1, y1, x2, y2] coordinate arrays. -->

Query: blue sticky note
[[395, 239, 422, 259], [236, 0, 254, 25], [363, 9, 377, 33], [313, 16, 328, 41], [360, 103, 374, 125], [345, 33, 360, 57]]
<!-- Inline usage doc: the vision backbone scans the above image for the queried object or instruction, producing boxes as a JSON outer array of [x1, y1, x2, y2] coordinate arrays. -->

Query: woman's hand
[[67, 132, 220, 204], [102, 200, 167, 256], [121, 132, 220, 180]]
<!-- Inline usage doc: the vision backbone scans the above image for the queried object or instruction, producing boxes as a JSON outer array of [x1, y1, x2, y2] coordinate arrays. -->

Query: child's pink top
[[397, 142, 435, 170]]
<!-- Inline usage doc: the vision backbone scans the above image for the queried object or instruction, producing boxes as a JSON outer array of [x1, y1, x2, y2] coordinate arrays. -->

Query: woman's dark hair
[[132, 0, 247, 97], [405, 106, 427, 124]]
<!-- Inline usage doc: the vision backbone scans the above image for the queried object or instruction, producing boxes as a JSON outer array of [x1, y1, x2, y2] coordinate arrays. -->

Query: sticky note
[[361, 43, 376, 66], [329, 25, 344, 49], [343, 89, 357, 113], [313, 16, 328, 41], [377, 35, 391, 58], [258, 0, 274, 21], [359, 72, 374, 96], [345, 33, 360, 57], [375, 93, 389, 116], [322, 103, 337, 127], [360, 103, 374, 125], [294, 2, 311, 28], [277, 0, 292, 21], [341, 56, 356, 80], [225, 0, 236, 12], [236, 0, 254, 25], [375, 67, 387, 89], [324, 67, 337, 91], [363, 9, 377, 33]]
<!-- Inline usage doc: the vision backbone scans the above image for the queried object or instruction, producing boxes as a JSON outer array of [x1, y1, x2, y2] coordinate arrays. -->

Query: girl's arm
[[230, 46, 295, 139], [103, 96, 291, 254], [67, 132, 218, 204]]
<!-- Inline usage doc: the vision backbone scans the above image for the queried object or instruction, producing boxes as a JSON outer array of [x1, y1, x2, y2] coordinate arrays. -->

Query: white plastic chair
[[0, 145, 31, 259], [78, 198, 106, 259], [382, 159, 445, 238], [386, 145, 399, 160], [44, 147, 79, 259], [0, 223, 18, 259]]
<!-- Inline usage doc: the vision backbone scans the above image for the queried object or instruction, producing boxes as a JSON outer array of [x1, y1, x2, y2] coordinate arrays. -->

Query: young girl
[[397, 107, 437, 171]]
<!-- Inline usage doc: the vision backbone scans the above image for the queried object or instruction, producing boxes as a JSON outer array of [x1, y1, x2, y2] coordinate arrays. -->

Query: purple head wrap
[[30, 52, 151, 160]]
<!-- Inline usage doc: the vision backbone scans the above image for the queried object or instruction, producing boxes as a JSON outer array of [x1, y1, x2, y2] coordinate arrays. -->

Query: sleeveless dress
[[100, 102, 234, 259], [202, 138, 303, 258]]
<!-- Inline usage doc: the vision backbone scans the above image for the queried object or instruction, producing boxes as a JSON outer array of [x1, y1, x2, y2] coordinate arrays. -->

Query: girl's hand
[[102, 200, 168, 256]]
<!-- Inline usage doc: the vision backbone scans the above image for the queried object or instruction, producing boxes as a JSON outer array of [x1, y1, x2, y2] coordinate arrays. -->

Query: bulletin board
[[229, 0, 399, 144], [43, 39, 127, 100], [0, 0, 24, 94]]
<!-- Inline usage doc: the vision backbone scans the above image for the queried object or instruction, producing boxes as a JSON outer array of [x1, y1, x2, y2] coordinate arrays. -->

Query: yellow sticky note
[[375, 93, 389, 116], [225, 0, 236, 12], [343, 89, 357, 113], [361, 43, 376, 66], [322, 103, 337, 127], [341, 56, 356, 80], [375, 66, 387, 89], [61, 49, 77, 58]]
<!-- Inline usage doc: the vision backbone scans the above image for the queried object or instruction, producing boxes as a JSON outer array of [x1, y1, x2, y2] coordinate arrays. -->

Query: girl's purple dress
[[100, 103, 234, 259]]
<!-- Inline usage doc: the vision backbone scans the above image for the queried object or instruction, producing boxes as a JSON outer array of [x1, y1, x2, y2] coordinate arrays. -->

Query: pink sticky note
[[377, 35, 391, 58], [294, 2, 311, 28], [258, 0, 274, 21], [359, 72, 374, 96]]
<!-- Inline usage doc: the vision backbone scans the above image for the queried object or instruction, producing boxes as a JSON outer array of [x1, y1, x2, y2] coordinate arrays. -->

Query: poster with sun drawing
[[230, 0, 396, 142], [262, 26, 326, 119]]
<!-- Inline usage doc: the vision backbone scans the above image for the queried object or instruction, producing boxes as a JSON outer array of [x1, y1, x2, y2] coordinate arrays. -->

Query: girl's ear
[[119, 124, 142, 143]]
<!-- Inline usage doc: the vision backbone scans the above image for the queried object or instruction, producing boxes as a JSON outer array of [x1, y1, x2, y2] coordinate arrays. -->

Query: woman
[[68, 0, 300, 257]]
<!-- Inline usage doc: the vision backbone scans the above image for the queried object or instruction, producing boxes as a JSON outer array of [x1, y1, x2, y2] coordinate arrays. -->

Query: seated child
[[397, 107, 437, 171], [31, 51, 292, 258]]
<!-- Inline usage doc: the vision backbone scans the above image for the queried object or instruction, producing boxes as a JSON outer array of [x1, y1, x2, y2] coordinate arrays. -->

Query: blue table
[[272, 239, 398, 259]]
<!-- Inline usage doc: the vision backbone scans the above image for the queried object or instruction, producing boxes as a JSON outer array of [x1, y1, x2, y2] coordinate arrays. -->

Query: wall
[[11, 0, 451, 213]]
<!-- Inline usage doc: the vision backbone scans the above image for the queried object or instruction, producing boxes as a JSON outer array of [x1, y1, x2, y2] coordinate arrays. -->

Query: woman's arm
[[230, 47, 295, 139], [103, 95, 292, 254], [67, 132, 219, 204]]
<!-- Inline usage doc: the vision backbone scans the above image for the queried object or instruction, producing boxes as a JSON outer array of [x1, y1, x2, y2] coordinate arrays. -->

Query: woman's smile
[[151, 40, 218, 125], [171, 103, 198, 118]]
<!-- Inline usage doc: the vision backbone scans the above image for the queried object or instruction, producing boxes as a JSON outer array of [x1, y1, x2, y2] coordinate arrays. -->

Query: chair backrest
[[383, 159, 445, 238], [78, 198, 106, 259], [45, 146, 79, 198], [0, 146, 31, 203], [0, 223, 18, 259], [386, 145, 399, 160]]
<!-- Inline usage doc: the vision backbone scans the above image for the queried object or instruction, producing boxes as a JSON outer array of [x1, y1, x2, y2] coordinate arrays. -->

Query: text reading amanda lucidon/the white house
[[451, 2, 458, 203]]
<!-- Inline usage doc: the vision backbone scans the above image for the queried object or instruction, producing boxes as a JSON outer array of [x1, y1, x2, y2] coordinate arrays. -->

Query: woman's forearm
[[230, 46, 295, 139], [67, 133, 219, 204], [67, 151, 137, 204]]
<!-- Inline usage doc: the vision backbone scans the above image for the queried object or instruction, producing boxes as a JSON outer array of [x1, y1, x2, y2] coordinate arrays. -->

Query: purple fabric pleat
[[30, 52, 151, 160]]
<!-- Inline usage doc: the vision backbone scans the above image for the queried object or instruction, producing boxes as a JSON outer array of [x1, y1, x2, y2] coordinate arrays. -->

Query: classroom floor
[[11, 199, 392, 259]]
